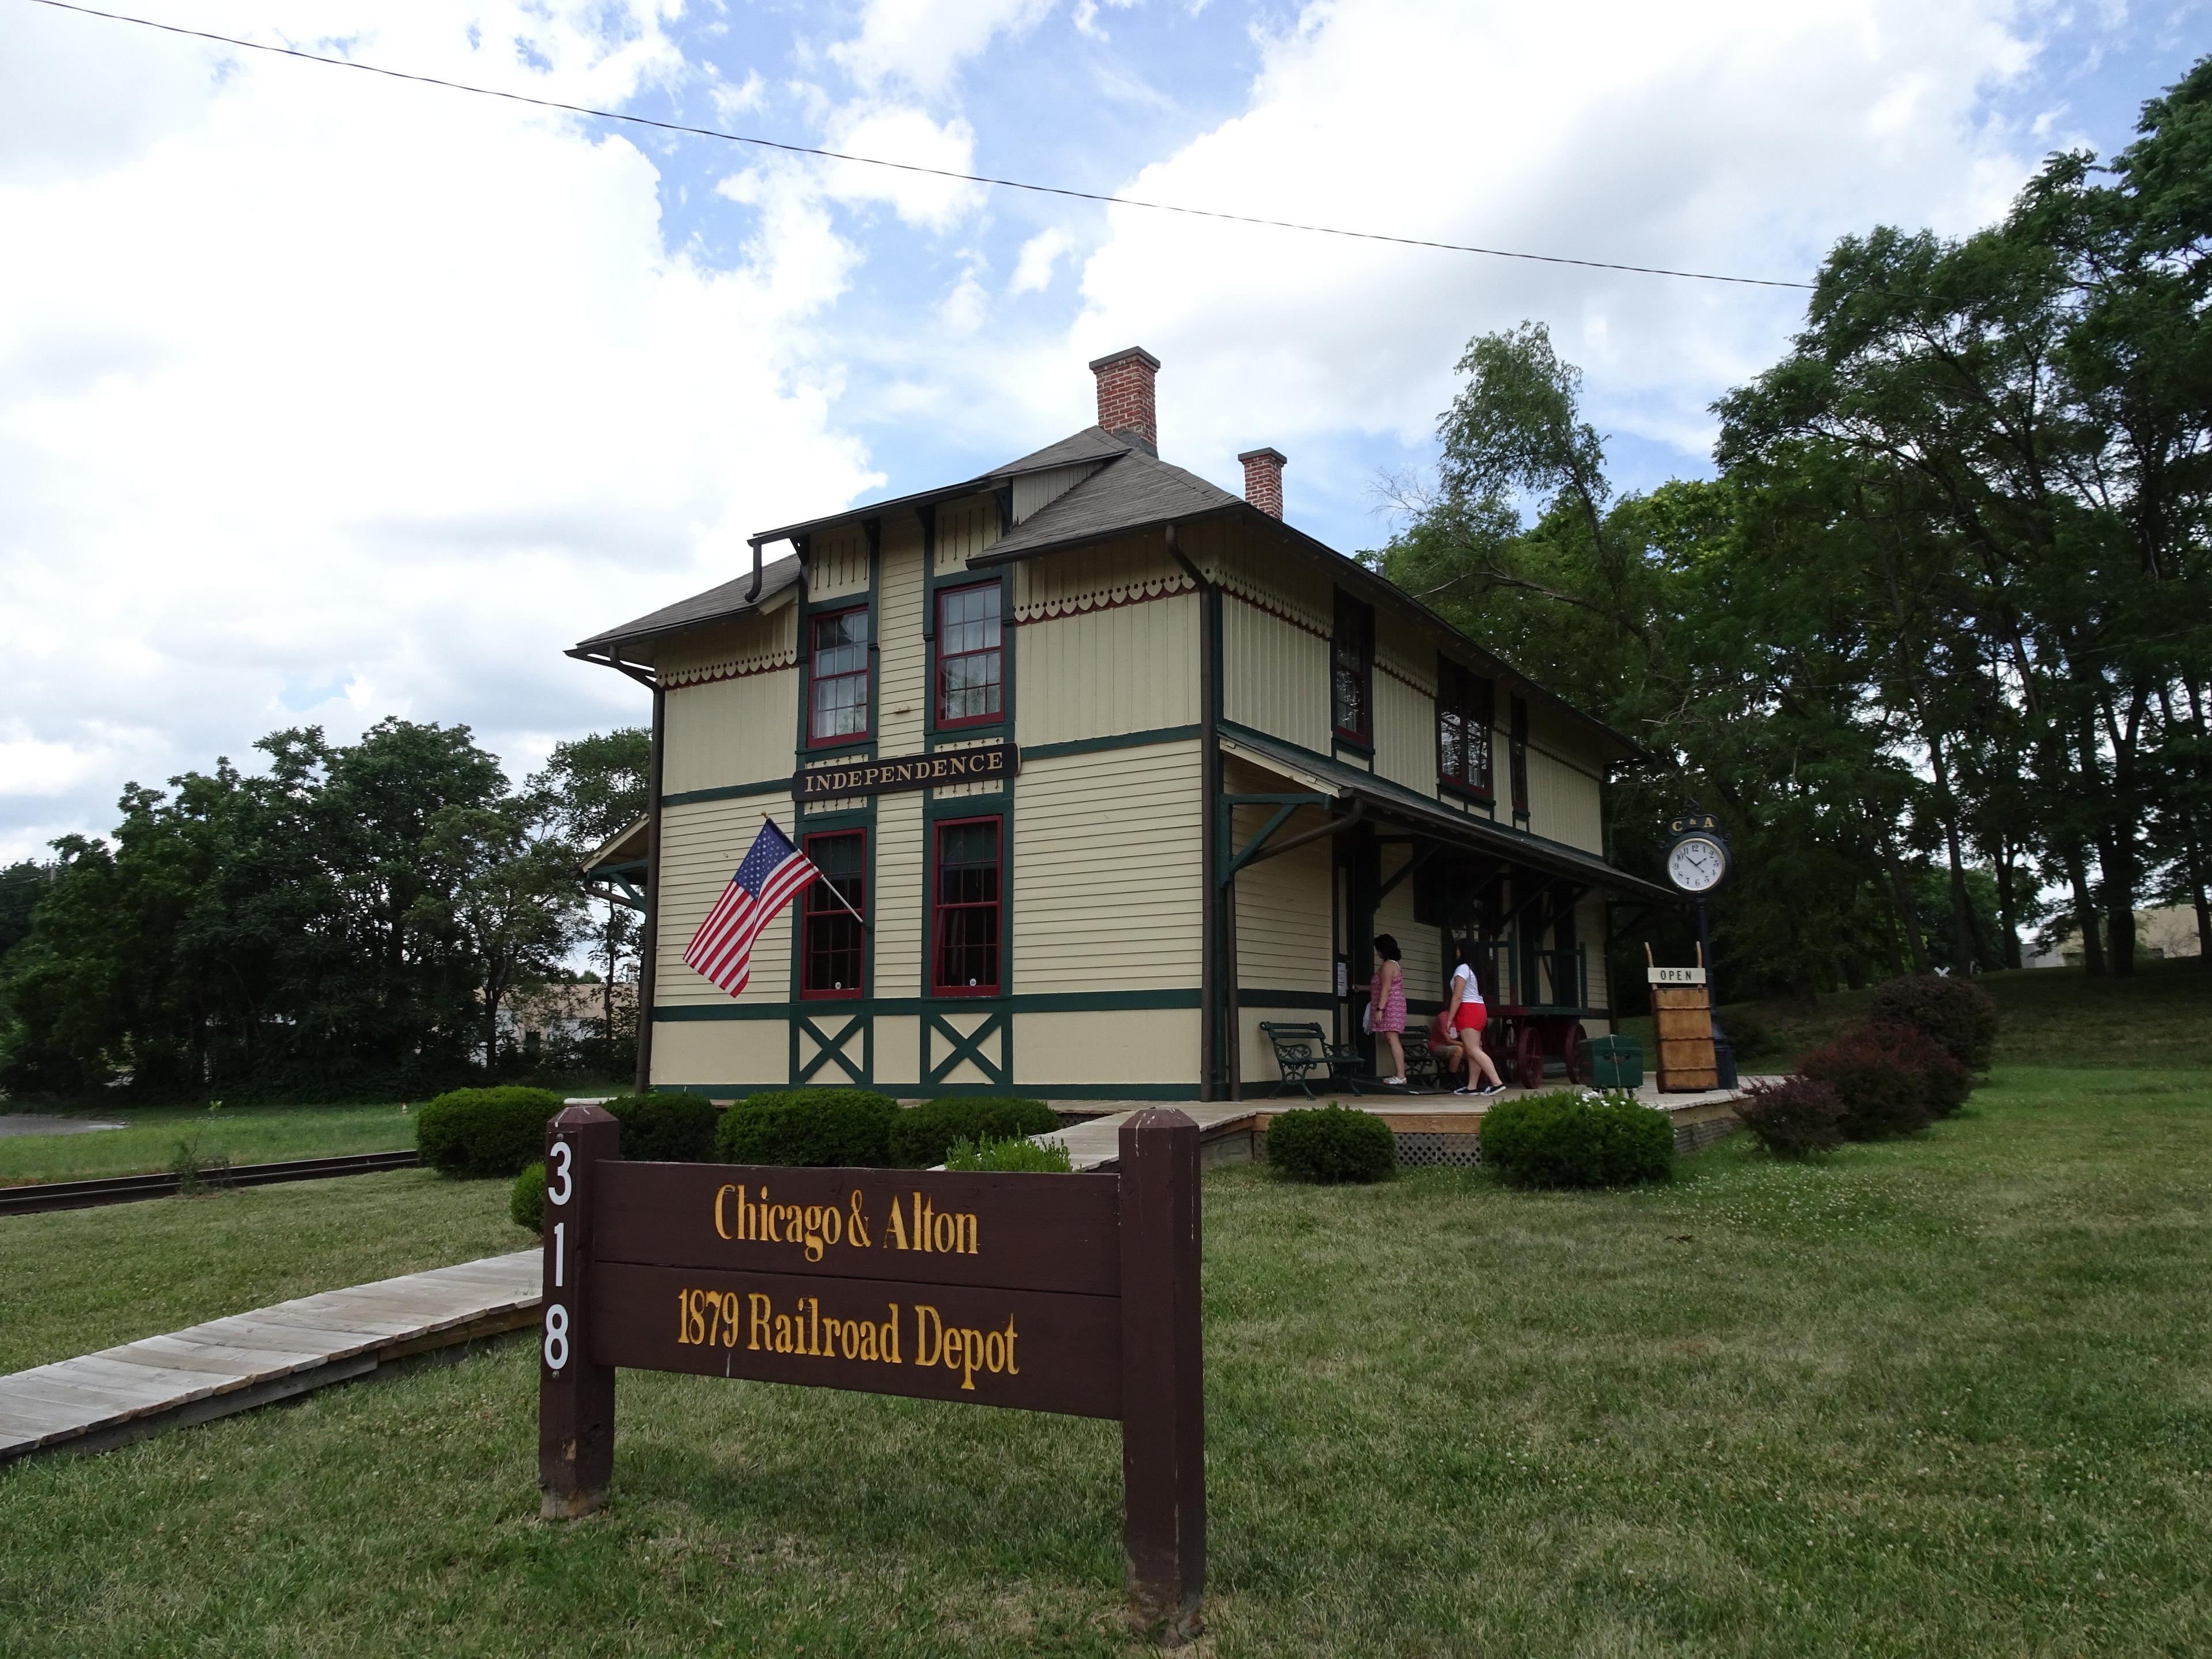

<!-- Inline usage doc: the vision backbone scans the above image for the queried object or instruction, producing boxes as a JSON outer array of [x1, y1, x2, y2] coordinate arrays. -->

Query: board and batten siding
[[1525, 746, 1604, 855], [654, 798, 792, 1007], [874, 524, 929, 755], [1011, 741, 1203, 991], [1017, 593, 1199, 749], [661, 671, 797, 797], [808, 524, 871, 601]]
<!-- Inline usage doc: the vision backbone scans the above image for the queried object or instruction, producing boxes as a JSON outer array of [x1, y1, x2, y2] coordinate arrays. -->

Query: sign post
[[535, 1102, 1206, 1644]]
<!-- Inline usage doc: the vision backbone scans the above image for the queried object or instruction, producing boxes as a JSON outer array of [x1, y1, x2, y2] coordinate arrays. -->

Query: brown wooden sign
[[537, 1105, 1204, 1642], [1647, 965, 1718, 1092], [794, 741, 1019, 804]]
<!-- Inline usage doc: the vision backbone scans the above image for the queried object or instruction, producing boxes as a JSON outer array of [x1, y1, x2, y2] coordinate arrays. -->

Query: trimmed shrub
[[1735, 1077, 1846, 1158], [715, 1088, 899, 1167], [416, 1085, 567, 1178], [1267, 1103, 1395, 1184], [887, 1096, 1059, 1168], [1862, 1020, 1974, 1118], [512, 1161, 546, 1233], [1798, 1028, 1935, 1139], [1870, 972, 2000, 1071], [944, 1134, 1074, 1173], [601, 1092, 717, 1162], [1479, 1089, 1675, 1188]]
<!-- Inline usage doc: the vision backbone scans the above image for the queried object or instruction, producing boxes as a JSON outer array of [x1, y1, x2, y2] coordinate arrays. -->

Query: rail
[[0, 1150, 421, 1216]]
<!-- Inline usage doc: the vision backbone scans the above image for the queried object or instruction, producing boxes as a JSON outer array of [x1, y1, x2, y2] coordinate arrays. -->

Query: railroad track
[[0, 1150, 422, 1216]]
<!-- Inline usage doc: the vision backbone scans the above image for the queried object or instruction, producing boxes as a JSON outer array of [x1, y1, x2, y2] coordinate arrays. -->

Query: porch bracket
[[1218, 793, 1331, 887]]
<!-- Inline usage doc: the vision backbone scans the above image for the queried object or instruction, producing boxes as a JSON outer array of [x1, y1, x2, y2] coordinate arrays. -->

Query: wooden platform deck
[[0, 1250, 540, 1465]]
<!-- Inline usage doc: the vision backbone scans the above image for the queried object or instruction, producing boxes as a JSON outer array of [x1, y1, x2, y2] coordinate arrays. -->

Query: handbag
[[1360, 1001, 1373, 1035]]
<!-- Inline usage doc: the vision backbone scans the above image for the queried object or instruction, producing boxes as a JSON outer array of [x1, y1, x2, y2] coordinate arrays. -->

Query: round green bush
[[887, 1096, 1059, 1167], [715, 1088, 899, 1166], [415, 1085, 567, 1179], [1479, 1089, 1674, 1188], [1736, 1076, 1846, 1157], [601, 1092, 717, 1162], [1267, 1103, 1395, 1184], [1870, 972, 1999, 1071], [512, 1161, 546, 1233]]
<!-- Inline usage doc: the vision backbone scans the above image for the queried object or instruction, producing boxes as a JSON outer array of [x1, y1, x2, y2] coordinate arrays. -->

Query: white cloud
[[0, 0, 877, 859], [1055, 0, 2059, 510], [1009, 227, 1074, 294], [813, 103, 987, 229], [828, 0, 1056, 100]]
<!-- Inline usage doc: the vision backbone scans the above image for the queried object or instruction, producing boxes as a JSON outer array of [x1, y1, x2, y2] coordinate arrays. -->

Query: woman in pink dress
[[1369, 933, 1410, 1086]]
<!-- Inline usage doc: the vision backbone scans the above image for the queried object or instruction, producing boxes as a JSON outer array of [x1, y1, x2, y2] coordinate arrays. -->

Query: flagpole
[[766, 810, 872, 932]]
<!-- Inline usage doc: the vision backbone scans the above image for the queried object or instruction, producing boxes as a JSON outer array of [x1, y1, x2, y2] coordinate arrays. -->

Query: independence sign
[[535, 1104, 1205, 1641], [793, 742, 1018, 804]]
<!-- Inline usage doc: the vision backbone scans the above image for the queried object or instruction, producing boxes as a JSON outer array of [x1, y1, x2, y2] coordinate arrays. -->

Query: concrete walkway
[[0, 1251, 540, 1465]]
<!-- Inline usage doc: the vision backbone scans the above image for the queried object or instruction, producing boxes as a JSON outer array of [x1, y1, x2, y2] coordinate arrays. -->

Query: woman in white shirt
[[1445, 938, 1506, 1096]]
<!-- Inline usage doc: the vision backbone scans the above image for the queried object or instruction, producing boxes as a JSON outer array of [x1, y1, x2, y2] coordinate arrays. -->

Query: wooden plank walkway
[[0, 1250, 540, 1465]]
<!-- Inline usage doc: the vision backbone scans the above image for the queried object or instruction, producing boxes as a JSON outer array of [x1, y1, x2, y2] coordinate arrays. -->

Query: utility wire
[[26, 0, 1819, 291]]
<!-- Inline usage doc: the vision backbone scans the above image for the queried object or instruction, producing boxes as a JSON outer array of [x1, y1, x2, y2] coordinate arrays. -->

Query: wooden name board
[[1647, 967, 1717, 1092], [537, 1105, 1204, 1643], [794, 742, 1019, 804]]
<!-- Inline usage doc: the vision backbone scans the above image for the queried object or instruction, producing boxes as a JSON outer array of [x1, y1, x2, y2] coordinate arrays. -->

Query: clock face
[[1666, 834, 1727, 893]]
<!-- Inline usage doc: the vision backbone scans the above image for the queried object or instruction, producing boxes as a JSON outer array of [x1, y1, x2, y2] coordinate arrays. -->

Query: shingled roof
[[978, 445, 1240, 563], [570, 552, 801, 658]]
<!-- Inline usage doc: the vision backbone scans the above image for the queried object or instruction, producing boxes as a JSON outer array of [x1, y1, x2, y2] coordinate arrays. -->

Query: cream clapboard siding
[[876, 522, 927, 755], [1526, 746, 1604, 854], [1012, 741, 1202, 990], [1373, 846, 1444, 1007], [1231, 797, 1331, 994], [809, 524, 870, 600], [935, 494, 1000, 574], [1018, 593, 1200, 748], [653, 1020, 782, 1090], [1222, 596, 1329, 750], [655, 798, 792, 1006], [1016, 1009, 1200, 1087], [662, 671, 797, 796], [1012, 464, 1100, 522], [873, 790, 926, 997], [1574, 892, 1612, 1030]]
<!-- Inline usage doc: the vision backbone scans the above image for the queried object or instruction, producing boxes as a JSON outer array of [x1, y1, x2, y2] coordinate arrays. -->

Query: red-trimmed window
[[808, 607, 870, 744], [801, 830, 866, 998], [930, 816, 1001, 995], [935, 582, 1002, 728], [1437, 660, 1495, 800], [1331, 590, 1372, 744]]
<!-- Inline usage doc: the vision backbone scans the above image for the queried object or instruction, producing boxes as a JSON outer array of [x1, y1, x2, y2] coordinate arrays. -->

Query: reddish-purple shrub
[[1735, 1077, 1847, 1157], [1798, 1028, 1934, 1140], [1870, 973, 1999, 1071], [1861, 1020, 1974, 1118]]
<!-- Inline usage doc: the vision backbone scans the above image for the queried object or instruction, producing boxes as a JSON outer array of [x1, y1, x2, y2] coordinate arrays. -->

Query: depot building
[[573, 349, 1669, 1101]]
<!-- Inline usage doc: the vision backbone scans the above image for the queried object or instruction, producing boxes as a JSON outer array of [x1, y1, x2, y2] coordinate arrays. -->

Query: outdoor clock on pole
[[1664, 808, 1730, 895]]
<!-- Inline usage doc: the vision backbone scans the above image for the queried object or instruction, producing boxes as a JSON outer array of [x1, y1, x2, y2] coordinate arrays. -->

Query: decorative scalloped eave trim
[[1014, 573, 1198, 623], [1222, 582, 1329, 641], [662, 652, 799, 689], [1377, 655, 1435, 698]]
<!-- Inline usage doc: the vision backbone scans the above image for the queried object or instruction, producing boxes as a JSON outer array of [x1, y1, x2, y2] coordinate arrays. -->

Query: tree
[[531, 729, 649, 1047]]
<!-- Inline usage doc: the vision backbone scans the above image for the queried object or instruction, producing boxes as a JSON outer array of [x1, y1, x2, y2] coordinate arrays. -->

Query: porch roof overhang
[[580, 814, 650, 911], [1218, 728, 1675, 903]]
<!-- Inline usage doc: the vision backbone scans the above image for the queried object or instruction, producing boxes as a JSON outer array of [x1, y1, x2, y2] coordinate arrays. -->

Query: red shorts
[[1455, 1003, 1487, 1034]]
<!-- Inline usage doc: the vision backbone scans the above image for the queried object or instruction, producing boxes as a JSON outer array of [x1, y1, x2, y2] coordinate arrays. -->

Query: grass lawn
[[0, 1169, 537, 1374], [6, 1055, 2211, 1654], [0, 1101, 427, 1188]]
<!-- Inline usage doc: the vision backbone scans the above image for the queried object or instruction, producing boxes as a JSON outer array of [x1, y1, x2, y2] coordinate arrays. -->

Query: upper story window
[[1331, 590, 1372, 745], [1509, 695, 1531, 821], [809, 607, 870, 744], [801, 830, 866, 998], [935, 582, 1003, 728], [1437, 661, 1495, 800], [931, 816, 1001, 995]]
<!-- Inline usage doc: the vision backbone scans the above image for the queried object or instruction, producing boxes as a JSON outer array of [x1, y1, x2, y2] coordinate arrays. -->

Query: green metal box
[[1581, 1035, 1644, 1089]]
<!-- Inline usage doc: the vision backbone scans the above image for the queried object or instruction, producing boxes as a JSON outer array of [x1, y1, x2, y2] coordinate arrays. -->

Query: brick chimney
[[1089, 347, 1160, 452], [1238, 447, 1287, 518]]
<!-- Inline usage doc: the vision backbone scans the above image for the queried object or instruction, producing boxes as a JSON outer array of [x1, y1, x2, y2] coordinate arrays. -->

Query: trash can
[[1581, 1034, 1643, 1089], [1711, 1031, 1739, 1091]]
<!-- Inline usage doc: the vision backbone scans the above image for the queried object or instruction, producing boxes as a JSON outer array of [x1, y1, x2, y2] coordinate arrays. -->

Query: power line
[[25, 0, 1820, 291]]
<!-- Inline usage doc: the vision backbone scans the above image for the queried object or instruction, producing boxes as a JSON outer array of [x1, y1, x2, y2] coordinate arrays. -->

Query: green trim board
[[661, 777, 793, 808], [654, 1081, 1205, 1101], [653, 988, 1200, 1022], [1024, 726, 1200, 763]]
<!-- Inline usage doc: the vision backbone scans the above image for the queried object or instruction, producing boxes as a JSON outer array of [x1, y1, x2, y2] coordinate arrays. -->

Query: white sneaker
[[1383, 1075, 1406, 1086]]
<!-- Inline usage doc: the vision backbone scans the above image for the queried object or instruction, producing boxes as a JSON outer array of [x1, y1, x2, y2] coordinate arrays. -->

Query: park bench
[[1259, 1021, 1372, 1098]]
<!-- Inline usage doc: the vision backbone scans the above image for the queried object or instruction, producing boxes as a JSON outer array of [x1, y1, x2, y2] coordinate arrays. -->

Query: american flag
[[682, 819, 820, 997]]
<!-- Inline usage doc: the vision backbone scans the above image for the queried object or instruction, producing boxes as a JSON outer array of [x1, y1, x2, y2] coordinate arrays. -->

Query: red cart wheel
[[1560, 1022, 1589, 1086], [1514, 1024, 1543, 1089]]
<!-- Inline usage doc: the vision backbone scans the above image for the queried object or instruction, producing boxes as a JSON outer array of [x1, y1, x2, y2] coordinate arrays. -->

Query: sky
[[1, 0, 2206, 861]]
